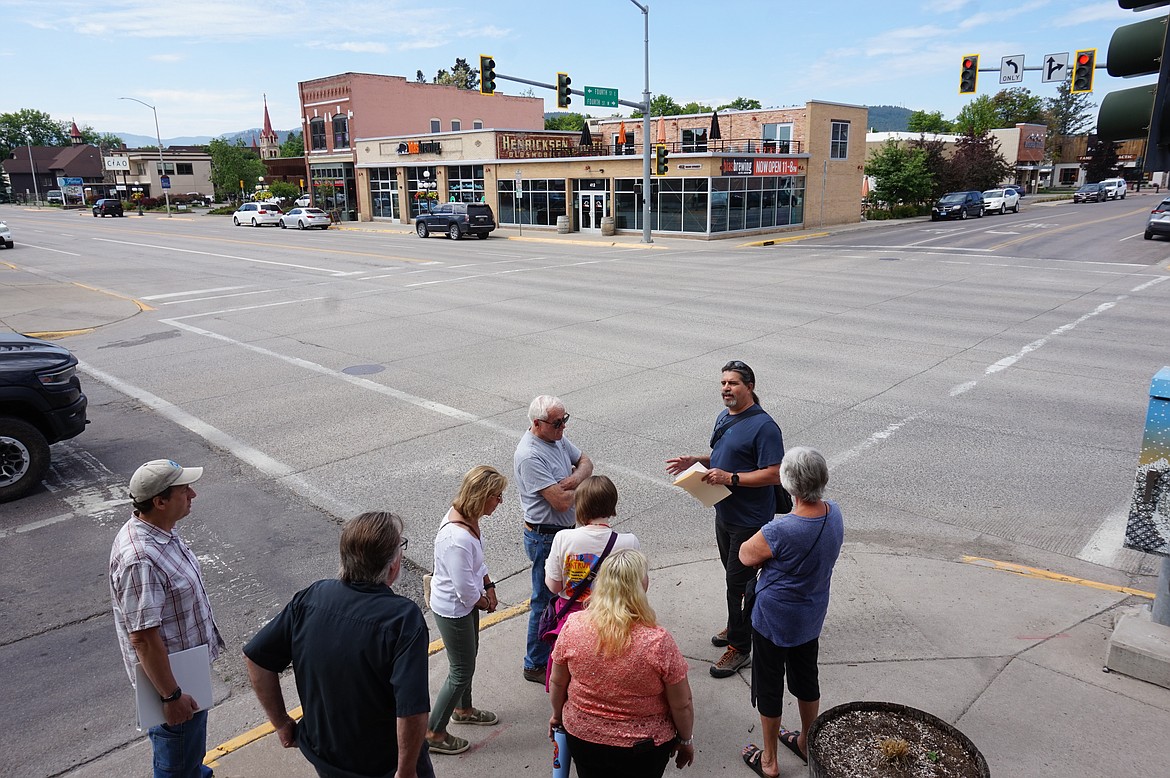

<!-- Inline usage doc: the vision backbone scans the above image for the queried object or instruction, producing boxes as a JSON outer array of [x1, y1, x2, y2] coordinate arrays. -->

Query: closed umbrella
[[710, 110, 722, 140], [579, 122, 593, 148], [656, 114, 666, 144]]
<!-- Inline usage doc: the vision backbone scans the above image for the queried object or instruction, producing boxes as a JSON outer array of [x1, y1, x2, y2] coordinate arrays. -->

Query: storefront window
[[446, 165, 485, 203], [406, 166, 439, 218], [309, 162, 357, 221], [333, 115, 349, 148], [497, 179, 566, 226], [762, 123, 793, 153], [368, 167, 399, 220], [682, 129, 708, 153], [309, 119, 326, 151]]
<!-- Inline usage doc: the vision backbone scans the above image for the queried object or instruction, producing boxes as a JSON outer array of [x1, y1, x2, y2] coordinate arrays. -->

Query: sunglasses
[[400, 538, 409, 551], [539, 413, 570, 429]]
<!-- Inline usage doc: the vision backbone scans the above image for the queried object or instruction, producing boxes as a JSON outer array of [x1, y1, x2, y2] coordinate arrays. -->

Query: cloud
[[306, 40, 388, 54]]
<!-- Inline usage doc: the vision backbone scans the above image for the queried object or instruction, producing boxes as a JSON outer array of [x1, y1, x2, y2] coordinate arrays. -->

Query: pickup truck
[[0, 333, 88, 501]]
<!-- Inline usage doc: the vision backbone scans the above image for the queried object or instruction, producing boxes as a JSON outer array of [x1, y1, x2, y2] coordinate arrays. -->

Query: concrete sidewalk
[[196, 548, 1168, 778]]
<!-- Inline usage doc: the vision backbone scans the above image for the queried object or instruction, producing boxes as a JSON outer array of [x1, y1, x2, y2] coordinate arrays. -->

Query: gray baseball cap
[[129, 459, 203, 502]]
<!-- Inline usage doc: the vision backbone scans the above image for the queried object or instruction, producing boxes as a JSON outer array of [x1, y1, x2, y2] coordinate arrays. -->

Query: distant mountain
[[865, 106, 914, 132], [112, 128, 294, 148]]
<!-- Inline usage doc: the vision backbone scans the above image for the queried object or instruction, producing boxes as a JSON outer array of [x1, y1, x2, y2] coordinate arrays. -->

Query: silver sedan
[[278, 207, 332, 230]]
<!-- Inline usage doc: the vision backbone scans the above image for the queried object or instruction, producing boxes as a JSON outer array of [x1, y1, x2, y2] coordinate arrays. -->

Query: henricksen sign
[[496, 132, 576, 160]]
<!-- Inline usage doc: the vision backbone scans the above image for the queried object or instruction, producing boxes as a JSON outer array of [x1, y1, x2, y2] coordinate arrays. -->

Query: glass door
[[579, 193, 606, 231]]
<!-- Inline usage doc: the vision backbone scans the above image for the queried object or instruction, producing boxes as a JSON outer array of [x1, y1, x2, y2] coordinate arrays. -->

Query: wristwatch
[[677, 735, 694, 746], [161, 686, 183, 703], [730, 473, 740, 487]]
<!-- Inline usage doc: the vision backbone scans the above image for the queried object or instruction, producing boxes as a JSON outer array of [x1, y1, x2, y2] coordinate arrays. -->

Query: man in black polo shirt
[[244, 512, 432, 778]]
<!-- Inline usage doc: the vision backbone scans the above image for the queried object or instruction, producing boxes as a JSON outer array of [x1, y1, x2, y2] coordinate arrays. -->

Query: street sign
[[584, 86, 619, 108], [1042, 52, 1069, 83], [1000, 54, 1024, 84], [160, 175, 171, 190]]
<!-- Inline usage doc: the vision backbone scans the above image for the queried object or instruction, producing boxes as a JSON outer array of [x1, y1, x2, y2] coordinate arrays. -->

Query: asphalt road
[[1, 200, 1167, 776]]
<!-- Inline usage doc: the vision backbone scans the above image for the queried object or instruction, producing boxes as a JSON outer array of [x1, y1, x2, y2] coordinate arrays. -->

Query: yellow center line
[[204, 599, 532, 767], [988, 206, 1152, 252], [962, 555, 1154, 598]]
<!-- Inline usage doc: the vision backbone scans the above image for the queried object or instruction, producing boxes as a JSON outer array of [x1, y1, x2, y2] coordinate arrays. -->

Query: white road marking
[[158, 290, 277, 305], [92, 238, 358, 276], [0, 444, 130, 540], [985, 231, 1020, 235], [1119, 232, 1145, 242], [24, 244, 82, 256], [827, 416, 919, 471], [1077, 503, 1131, 566], [1131, 276, 1170, 292], [838, 244, 995, 252], [163, 298, 326, 320], [141, 286, 249, 300], [984, 300, 1116, 376]]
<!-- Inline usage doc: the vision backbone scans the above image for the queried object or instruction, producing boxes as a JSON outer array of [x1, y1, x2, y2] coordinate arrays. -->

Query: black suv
[[931, 191, 985, 221], [0, 334, 88, 501], [415, 202, 496, 240], [93, 198, 124, 217]]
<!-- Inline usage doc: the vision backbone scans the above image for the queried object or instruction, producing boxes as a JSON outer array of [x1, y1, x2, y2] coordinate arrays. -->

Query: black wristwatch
[[730, 473, 740, 487], [161, 686, 183, 703]]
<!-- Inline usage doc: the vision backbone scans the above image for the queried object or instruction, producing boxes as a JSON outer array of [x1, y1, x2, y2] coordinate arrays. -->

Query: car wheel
[[416, 222, 429, 238], [977, 207, 984, 218], [0, 417, 51, 503], [476, 232, 488, 240], [233, 216, 240, 226], [279, 220, 287, 229], [1145, 231, 1153, 240], [959, 208, 968, 220], [93, 212, 98, 218], [252, 218, 259, 227], [448, 224, 461, 240], [298, 220, 306, 230], [1122, 192, 1127, 199], [1000, 204, 1007, 215], [1013, 203, 1020, 213], [930, 214, 938, 222]]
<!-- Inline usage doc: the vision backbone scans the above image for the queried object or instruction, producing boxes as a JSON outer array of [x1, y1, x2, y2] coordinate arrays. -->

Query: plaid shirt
[[109, 515, 224, 684]]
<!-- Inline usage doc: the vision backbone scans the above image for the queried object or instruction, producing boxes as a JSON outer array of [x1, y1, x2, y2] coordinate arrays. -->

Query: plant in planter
[[808, 701, 989, 778]]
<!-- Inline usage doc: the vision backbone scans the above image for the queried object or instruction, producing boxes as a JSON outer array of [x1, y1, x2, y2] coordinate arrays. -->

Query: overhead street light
[[118, 96, 172, 217]]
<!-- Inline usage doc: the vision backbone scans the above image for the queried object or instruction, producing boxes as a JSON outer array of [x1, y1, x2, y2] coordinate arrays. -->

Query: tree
[[1084, 140, 1121, 182], [717, 97, 761, 111], [679, 100, 714, 115], [207, 138, 266, 201], [0, 109, 69, 161], [948, 130, 1013, 192], [631, 94, 682, 118], [267, 180, 299, 203], [907, 110, 952, 134], [990, 87, 1046, 126], [80, 129, 125, 149], [1043, 76, 1095, 162], [416, 70, 426, 83], [953, 95, 999, 136], [433, 58, 478, 90], [545, 113, 588, 131], [864, 140, 934, 207], [909, 136, 955, 198], [279, 130, 304, 157]]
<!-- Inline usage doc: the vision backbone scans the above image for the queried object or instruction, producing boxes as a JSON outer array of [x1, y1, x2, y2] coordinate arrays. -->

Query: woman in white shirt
[[545, 475, 641, 625], [426, 465, 506, 756]]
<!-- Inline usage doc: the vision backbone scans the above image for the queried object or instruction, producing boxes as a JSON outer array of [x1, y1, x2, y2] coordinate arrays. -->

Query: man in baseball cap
[[110, 459, 223, 777]]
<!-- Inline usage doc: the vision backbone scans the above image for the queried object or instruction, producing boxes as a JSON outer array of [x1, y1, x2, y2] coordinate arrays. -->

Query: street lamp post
[[119, 96, 171, 217], [628, 0, 652, 244], [26, 136, 41, 207]]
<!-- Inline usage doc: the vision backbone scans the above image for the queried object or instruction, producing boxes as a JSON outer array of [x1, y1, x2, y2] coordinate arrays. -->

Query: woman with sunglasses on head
[[737, 447, 844, 778], [426, 465, 506, 756], [549, 549, 695, 778]]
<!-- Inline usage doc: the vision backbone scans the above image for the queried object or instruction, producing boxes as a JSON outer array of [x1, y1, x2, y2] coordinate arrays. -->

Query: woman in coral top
[[548, 549, 695, 777]]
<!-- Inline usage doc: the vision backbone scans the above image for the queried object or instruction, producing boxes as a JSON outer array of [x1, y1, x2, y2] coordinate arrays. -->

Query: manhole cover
[[342, 364, 385, 376]]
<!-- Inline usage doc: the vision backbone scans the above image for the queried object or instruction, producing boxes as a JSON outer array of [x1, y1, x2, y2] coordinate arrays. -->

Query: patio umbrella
[[710, 110, 722, 140], [579, 121, 593, 147], [656, 114, 666, 144], [862, 175, 870, 198], [618, 120, 627, 148]]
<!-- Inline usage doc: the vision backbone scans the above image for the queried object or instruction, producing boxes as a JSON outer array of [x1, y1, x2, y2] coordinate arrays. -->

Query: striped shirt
[[109, 515, 224, 684]]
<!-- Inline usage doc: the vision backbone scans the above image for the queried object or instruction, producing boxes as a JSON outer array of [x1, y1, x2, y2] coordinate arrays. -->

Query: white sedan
[[279, 207, 332, 230], [0, 220, 12, 249], [982, 188, 1020, 214]]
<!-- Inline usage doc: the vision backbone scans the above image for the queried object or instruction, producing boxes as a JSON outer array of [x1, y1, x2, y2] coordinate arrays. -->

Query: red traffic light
[[1077, 52, 1091, 65], [963, 57, 974, 69]]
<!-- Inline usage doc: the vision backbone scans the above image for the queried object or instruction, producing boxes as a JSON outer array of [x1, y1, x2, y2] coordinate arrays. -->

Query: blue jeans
[[148, 709, 213, 778], [524, 528, 557, 670]]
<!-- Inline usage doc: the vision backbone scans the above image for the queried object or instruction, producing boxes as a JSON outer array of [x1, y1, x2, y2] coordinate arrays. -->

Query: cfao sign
[[104, 156, 130, 171]]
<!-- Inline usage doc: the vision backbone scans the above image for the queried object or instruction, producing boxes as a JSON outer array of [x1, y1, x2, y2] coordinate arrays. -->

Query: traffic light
[[1097, 7, 1170, 172], [479, 55, 496, 95], [557, 72, 571, 109], [655, 144, 669, 175], [1071, 49, 1097, 94], [959, 55, 979, 94]]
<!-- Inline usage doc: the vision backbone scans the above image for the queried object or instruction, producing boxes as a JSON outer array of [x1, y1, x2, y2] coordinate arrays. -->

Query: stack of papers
[[672, 462, 731, 507]]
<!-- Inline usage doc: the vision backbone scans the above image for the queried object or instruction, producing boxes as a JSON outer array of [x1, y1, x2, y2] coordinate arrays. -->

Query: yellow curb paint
[[72, 282, 154, 311], [23, 328, 95, 339], [962, 556, 1154, 598], [2, 261, 18, 271], [739, 232, 829, 248], [205, 599, 532, 767]]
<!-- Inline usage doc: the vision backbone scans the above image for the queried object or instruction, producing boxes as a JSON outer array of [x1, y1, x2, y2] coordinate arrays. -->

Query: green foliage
[[279, 130, 304, 157], [907, 110, 952, 134], [545, 114, 588, 131], [909, 136, 954, 198], [82, 130, 126, 149], [0, 108, 70, 160], [866, 105, 914, 131], [207, 138, 266, 201], [718, 97, 761, 111], [1084, 141, 1121, 181], [1044, 76, 1095, 160], [864, 140, 934, 207], [949, 130, 1014, 191], [954, 96, 998, 135], [990, 87, 1046, 126], [208, 204, 238, 216], [416, 69, 426, 83], [433, 58, 478, 90], [268, 180, 300, 202], [631, 94, 683, 119]]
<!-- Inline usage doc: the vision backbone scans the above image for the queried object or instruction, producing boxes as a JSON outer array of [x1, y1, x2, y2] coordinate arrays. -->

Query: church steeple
[[70, 120, 83, 146], [259, 94, 279, 159]]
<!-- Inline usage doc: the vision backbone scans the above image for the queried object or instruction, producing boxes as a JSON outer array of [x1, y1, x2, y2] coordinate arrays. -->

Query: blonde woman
[[549, 549, 695, 778], [426, 465, 506, 756]]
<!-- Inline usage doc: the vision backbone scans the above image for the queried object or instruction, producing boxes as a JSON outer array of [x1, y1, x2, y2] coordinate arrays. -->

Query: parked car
[[1073, 183, 1107, 203], [0, 220, 12, 249], [46, 190, 64, 205], [415, 202, 497, 239], [92, 198, 124, 217], [279, 207, 331, 230], [982, 189, 1020, 215], [1101, 178, 1128, 200], [0, 333, 88, 502], [294, 194, 312, 208], [1144, 197, 1170, 240], [232, 202, 283, 226], [183, 192, 211, 207], [1005, 184, 1026, 199], [930, 191, 984, 221]]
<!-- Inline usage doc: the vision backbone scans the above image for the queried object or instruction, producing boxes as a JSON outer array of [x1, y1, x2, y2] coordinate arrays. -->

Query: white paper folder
[[672, 462, 731, 507], [134, 644, 213, 730]]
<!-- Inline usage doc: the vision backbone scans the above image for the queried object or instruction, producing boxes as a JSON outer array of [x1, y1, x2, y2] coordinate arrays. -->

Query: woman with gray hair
[[736, 447, 844, 778]]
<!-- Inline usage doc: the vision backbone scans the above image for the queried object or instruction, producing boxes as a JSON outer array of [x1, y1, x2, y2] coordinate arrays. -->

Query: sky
[[1, 0, 1161, 140]]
